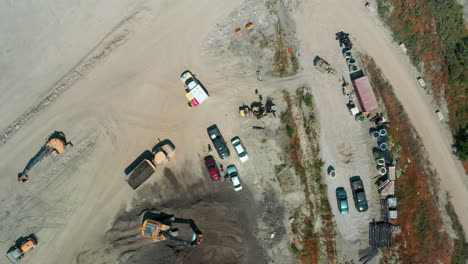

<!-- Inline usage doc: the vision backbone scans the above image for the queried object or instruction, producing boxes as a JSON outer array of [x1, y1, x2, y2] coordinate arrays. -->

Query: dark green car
[[207, 125, 230, 159], [350, 176, 369, 212], [335, 187, 349, 214]]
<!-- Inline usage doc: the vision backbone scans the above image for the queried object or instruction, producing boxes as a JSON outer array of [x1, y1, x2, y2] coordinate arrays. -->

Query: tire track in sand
[[0, 9, 148, 145]]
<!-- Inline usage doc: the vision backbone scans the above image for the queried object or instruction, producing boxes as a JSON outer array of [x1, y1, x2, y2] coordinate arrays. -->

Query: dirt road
[[293, 0, 468, 235]]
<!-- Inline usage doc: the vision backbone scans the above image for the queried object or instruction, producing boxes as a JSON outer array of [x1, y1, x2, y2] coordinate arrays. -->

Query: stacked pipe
[[369, 219, 393, 248]]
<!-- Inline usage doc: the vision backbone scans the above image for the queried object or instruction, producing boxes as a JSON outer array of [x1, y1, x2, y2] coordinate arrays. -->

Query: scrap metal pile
[[336, 31, 353, 49], [240, 99, 276, 119]]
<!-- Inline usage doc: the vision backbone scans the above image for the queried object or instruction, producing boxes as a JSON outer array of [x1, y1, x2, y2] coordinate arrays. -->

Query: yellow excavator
[[141, 212, 203, 247], [17, 131, 72, 183]]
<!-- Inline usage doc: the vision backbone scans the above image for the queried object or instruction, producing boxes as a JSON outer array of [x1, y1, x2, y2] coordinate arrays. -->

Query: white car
[[231, 136, 249, 163], [227, 165, 243, 191]]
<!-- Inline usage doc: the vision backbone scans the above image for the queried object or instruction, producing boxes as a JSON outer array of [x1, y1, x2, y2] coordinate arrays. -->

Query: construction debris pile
[[367, 113, 400, 250], [239, 98, 276, 119], [336, 31, 353, 49]]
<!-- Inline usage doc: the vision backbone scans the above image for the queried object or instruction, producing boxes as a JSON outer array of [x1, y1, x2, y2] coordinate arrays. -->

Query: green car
[[350, 176, 369, 212], [336, 187, 349, 214]]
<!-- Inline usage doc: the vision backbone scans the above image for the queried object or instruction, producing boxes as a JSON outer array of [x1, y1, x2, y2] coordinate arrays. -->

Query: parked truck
[[126, 140, 175, 190], [180, 70, 209, 107], [6, 236, 37, 264]]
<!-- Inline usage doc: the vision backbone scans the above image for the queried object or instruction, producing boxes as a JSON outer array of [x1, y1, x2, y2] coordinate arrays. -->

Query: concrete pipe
[[379, 129, 387, 136], [379, 166, 387, 175], [378, 136, 388, 144], [377, 158, 386, 166], [344, 51, 353, 58], [349, 64, 359, 72], [372, 131, 380, 138], [347, 58, 356, 65], [380, 143, 388, 151]]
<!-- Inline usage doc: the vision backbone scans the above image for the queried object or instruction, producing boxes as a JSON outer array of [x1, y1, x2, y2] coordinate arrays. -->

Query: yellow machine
[[141, 214, 203, 247], [239, 105, 250, 117], [18, 132, 72, 183], [313, 56, 336, 74], [126, 140, 176, 190]]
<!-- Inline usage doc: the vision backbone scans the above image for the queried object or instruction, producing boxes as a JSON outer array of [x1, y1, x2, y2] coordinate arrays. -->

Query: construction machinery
[[239, 105, 251, 117], [125, 139, 175, 190], [17, 132, 72, 183], [248, 99, 276, 119], [141, 213, 203, 247], [6, 235, 37, 264], [313, 56, 336, 74]]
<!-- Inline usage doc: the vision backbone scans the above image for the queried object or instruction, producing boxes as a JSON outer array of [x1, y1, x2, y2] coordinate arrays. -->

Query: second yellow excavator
[[141, 213, 203, 247]]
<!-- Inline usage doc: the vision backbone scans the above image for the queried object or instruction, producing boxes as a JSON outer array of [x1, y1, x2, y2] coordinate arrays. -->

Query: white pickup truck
[[180, 70, 209, 107]]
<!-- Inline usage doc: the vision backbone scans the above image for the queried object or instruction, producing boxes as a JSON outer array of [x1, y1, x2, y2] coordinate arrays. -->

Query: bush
[[286, 124, 296, 138], [454, 127, 468, 160], [303, 94, 313, 107]]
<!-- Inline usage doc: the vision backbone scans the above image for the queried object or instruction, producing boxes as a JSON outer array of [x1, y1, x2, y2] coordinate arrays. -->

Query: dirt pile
[[75, 168, 272, 264]]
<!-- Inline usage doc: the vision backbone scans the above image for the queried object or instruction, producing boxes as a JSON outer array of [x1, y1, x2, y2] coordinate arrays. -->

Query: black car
[[350, 176, 369, 212], [207, 124, 230, 159]]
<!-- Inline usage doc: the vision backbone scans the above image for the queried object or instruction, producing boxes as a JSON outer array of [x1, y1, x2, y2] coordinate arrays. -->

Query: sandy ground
[[1, 0, 467, 263], [0, 1, 295, 263]]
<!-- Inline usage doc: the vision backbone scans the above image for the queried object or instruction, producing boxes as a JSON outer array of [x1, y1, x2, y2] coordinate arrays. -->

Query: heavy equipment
[[141, 214, 203, 247], [249, 99, 276, 119], [6, 235, 37, 264], [239, 105, 251, 117], [125, 139, 175, 190], [17, 132, 72, 183], [313, 56, 336, 74]]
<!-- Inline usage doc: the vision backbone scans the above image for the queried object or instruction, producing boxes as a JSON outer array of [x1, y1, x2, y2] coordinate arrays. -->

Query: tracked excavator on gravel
[[141, 214, 203, 247], [17, 131, 72, 183]]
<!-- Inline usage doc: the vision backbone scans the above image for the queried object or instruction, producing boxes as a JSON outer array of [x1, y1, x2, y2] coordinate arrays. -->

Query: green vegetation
[[454, 127, 468, 160], [376, 0, 468, 148], [291, 243, 300, 255], [446, 202, 468, 263], [286, 124, 296, 138], [280, 90, 335, 263], [274, 164, 287, 175]]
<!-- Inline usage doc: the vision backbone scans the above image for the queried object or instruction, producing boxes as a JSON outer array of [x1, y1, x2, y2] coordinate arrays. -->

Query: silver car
[[227, 165, 243, 191], [231, 136, 249, 163]]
